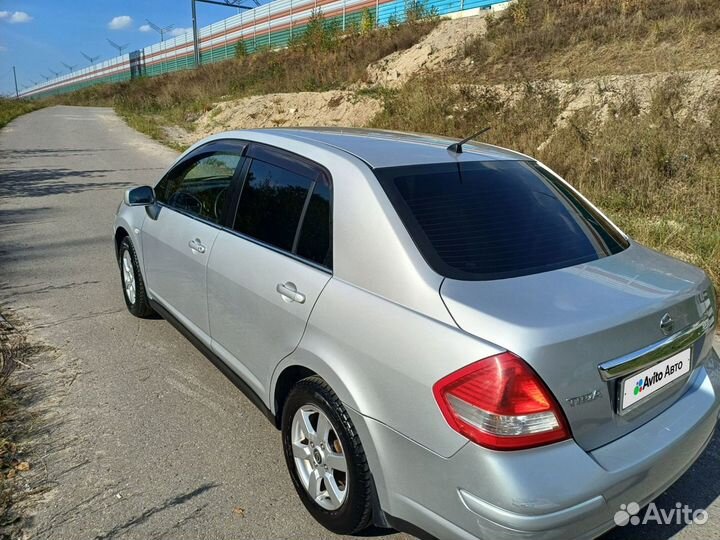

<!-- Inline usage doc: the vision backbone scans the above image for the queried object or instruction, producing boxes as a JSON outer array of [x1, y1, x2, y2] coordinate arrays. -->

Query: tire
[[118, 236, 155, 318], [281, 376, 374, 535]]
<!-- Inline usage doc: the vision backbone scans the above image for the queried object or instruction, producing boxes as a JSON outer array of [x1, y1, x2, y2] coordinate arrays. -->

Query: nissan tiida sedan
[[114, 128, 719, 540]]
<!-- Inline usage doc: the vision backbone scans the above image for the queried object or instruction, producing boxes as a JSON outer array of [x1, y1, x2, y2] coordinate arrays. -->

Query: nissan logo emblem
[[659, 313, 674, 336]]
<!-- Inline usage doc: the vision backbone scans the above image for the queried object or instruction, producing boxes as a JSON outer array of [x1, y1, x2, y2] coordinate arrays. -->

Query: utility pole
[[192, 0, 201, 67], [12, 65, 19, 98]]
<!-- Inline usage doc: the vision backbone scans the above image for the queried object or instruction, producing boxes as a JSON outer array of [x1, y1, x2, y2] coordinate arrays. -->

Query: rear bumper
[[351, 347, 720, 540]]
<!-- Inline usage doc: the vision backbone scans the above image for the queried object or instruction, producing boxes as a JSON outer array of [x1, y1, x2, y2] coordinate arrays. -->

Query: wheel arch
[[271, 350, 365, 423], [272, 364, 317, 428], [114, 226, 130, 263], [113, 205, 148, 280]]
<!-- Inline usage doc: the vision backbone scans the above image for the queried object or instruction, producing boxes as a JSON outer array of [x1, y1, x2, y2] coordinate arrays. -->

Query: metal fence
[[21, 0, 508, 98]]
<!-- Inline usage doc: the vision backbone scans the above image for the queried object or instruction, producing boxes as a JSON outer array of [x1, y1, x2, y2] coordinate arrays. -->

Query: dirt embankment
[[176, 14, 489, 145], [364, 15, 488, 88], [187, 90, 383, 143], [458, 69, 720, 150], [172, 12, 719, 150]]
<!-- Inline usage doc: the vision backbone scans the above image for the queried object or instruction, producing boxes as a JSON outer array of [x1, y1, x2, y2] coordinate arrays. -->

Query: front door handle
[[276, 282, 306, 304], [188, 238, 206, 254]]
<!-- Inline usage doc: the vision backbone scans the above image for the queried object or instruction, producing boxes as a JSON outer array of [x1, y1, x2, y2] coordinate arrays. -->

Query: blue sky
[[0, 1, 266, 96]]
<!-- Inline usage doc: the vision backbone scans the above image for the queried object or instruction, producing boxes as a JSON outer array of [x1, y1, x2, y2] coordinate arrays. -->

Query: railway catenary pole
[[12, 66, 19, 98], [191, 0, 257, 68]]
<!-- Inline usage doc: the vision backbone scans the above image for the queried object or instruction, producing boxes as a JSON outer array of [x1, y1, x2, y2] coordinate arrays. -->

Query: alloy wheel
[[290, 404, 348, 511], [122, 250, 136, 305]]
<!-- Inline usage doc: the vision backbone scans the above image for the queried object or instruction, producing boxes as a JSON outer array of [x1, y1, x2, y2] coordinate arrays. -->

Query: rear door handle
[[188, 238, 206, 254], [276, 282, 306, 304]]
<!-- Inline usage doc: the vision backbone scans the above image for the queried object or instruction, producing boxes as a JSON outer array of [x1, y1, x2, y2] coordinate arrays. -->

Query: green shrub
[[235, 40, 248, 58], [360, 8, 375, 34], [405, 0, 438, 24]]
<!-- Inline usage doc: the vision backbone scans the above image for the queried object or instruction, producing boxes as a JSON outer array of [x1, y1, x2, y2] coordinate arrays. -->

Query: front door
[[142, 141, 246, 342]]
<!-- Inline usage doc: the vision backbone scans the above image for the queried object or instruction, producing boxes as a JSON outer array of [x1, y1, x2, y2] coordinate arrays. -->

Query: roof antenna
[[447, 126, 491, 154]]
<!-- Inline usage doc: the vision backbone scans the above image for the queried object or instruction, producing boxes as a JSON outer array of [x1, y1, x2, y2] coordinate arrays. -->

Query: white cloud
[[169, 27, 193, 37], [0, 45, 7, 52], [0, 11, 33, 23], [108, 15, 132, 30], [10, 11, 32, 23], [138, 24, 152, 32]]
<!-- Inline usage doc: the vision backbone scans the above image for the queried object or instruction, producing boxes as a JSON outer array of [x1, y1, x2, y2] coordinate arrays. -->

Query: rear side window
[[232, 157, 332, 268], [375, 160, 628, 280], [296, 179, 332, 267]]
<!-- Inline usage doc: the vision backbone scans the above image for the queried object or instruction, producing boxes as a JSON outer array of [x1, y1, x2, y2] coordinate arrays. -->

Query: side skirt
[[149, 299, 277, 427], [384, 514, 440, 540]]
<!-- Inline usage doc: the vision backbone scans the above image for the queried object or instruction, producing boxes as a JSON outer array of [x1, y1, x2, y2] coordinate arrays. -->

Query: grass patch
[[463, 0, 720, 82], [0, 99, 42, 130]]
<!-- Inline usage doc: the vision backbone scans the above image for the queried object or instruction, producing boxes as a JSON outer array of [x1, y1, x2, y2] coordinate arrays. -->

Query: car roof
[[235, 127, 529, 169]]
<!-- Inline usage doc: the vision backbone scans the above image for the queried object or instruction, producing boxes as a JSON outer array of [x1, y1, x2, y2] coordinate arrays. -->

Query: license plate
[[621, 348, 691, 411]]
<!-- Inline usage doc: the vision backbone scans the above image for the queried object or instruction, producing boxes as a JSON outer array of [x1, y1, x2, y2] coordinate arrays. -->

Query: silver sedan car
[[113, 128, 719, 540]]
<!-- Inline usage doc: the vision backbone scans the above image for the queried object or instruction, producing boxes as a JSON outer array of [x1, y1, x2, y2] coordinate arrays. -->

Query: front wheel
[[281, 376, 374, 535], [118, 236, 155, 318]]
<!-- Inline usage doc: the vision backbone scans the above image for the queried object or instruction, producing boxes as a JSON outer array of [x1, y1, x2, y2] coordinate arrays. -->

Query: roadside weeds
[[0, 311, 48, 539]]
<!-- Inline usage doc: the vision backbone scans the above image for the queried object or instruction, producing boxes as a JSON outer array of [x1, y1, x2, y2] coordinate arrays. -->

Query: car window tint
[[164, 152, 242, 223], [375, 160, 628, 280], [296, 177, 331, 267], [233, 159, 313, 253]]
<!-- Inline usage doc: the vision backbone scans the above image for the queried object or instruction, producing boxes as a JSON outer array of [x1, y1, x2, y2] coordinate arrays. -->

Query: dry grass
[[463, 0, 720, 82], [372, 0, 720, 288], [50, 20, 437, 133], [0, 319, 41, 534], [543, 79, 720, 285], [373, 75, 720, 290]]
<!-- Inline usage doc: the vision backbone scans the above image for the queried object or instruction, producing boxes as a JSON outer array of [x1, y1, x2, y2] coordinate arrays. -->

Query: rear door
[[142, 140, 246, 343], [207, 144, 333, 397]]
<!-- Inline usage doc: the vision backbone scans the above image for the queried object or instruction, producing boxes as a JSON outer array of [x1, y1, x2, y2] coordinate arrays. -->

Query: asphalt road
[[0, 106, 719, 540]]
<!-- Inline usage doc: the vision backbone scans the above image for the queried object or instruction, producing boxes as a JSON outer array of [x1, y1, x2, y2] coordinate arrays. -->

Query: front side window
[[158, 152, 243, 223], [232, 157, 332, 267], [375, 160, 628, 280]]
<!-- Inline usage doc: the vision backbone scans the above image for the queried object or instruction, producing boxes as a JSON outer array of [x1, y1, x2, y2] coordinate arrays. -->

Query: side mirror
[[124, 186, 156, 207]]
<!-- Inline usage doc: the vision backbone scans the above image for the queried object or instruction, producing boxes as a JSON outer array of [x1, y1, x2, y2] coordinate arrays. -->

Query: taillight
[[433, 352, 570, 451]]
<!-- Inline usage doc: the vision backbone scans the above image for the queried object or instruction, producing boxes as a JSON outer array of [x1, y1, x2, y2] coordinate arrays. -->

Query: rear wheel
[[118, 236, 154, 318], [281, 376, 374, 535]]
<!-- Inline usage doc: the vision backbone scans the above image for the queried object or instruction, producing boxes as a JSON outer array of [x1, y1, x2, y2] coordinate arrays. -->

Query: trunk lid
[[440, 243, 716, 451]]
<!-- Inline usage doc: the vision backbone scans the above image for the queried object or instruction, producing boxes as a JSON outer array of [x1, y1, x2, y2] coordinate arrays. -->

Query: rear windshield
[[375, 160, 628, 280]]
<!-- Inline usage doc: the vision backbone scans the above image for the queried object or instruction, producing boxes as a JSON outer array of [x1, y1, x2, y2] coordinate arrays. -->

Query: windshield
[[374, 160, 628, 280]]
